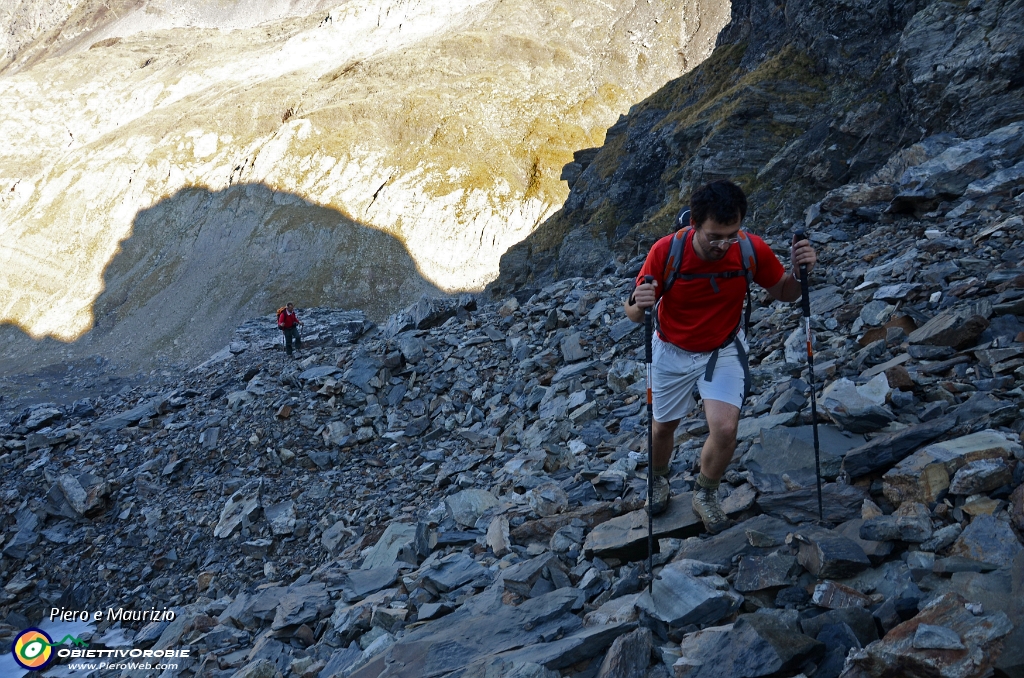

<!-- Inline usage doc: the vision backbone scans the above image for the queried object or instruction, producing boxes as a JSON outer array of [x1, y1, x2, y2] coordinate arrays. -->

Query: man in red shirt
[[277, 302, 304, 357], [624, 180, 817, 533]]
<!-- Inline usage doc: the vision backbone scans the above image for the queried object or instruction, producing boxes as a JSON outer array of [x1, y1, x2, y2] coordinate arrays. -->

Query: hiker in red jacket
[[277, 302, 304, 357], [624, 180, 817, 534]]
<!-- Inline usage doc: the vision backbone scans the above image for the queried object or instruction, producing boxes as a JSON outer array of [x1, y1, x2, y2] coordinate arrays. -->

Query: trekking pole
[[642, 275, 656, 594], [794, 230, 824, 523]]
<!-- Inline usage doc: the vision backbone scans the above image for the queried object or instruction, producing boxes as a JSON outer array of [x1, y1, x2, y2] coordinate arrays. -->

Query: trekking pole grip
[[642, 275, 654, 362], [793, 229, 811, 318]]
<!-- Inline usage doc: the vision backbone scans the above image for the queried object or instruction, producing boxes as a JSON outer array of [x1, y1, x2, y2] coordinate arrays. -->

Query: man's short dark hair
[[690, 180, 747, 228]]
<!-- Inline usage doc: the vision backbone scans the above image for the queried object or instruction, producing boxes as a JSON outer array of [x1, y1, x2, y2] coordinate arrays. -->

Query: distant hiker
[[624, 180, 817, 533], [277, 302, 304, 357]]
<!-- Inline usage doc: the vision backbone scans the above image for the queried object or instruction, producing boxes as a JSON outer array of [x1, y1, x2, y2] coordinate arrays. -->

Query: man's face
[[287, 304, 294, 311], [696, 216, 742, 260]]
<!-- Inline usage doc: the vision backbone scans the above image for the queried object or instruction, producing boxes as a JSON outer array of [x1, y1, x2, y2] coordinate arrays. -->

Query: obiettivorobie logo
[[12, 628, 88, 671]]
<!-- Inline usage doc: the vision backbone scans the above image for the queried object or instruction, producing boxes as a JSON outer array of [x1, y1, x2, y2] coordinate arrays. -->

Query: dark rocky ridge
[[492, 0, 1024, 293]]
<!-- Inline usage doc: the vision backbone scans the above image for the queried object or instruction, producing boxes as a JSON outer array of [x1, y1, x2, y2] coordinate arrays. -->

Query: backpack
[[653, 206, 759, 394]]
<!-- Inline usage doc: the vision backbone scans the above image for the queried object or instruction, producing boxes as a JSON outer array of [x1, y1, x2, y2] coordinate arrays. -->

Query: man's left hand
[[791, 237, 817, 273]]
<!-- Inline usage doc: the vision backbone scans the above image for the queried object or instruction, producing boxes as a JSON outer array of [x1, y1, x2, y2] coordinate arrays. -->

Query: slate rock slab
[[673, 515, 795, 569], [636, 560, 743, 628], [947, 514, 1024, 568], [744, 425, 847, 478], [795, 527, 871, 579], [908, 300, 992, 349], [583, 488, 753, 561], [756, 482, 868, 525], [673, 614, 824, 678], [843, 416, 955, 478], [882, 429, 1020, 506], [446, 489, 499, 528], [271, 582, 332, 630], [820, 378, 893, 433], [419, 553, 491, 593], [347, 587, 585, 678], [734, 553, 800, 592], [844, 592, 1012, 678], [214, 480, 262, 539]]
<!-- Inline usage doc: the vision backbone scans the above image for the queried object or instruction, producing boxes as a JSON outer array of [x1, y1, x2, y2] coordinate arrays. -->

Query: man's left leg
[[691, 399, 739, 533]]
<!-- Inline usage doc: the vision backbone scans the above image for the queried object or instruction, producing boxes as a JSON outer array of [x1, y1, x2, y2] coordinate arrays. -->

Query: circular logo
[[12, 628, 54, 670]]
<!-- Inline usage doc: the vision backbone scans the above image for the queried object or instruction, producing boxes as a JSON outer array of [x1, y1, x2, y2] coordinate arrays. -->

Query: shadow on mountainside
[[0, 183, 441, 405]]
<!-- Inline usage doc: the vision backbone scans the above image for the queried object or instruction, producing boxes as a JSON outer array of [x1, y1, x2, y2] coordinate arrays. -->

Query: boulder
[[843, 593, 1012, 678], [882, 430, 1021, 506], [636, 560, 743, 629], [908, 300, 992, 349]]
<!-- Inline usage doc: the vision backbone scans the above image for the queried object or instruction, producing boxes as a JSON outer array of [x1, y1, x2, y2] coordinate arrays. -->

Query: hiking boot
[[647, 476, 671, 516], [692, 486, 732, 534]]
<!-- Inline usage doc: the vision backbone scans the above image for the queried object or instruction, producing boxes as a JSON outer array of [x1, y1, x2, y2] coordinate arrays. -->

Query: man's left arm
[[765, 237, 817, 302]]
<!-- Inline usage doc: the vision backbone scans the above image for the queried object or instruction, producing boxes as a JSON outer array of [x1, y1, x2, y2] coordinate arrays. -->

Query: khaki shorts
[[651, 332, 746, 423]]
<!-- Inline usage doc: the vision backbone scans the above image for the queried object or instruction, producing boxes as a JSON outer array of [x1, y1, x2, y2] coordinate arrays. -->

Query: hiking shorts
[[651, 332, 747, 422]]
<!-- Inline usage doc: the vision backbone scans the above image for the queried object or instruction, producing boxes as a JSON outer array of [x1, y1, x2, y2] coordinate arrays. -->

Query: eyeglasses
[[701, 230, 739, 249]]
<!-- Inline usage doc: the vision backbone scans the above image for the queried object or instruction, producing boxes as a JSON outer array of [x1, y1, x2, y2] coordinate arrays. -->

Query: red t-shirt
[[278, 309, 298, 329], [636, 230, 785, 352]]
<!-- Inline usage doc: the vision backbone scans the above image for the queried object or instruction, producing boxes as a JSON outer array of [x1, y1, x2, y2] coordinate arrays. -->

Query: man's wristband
[[628, 293, 637, 307]]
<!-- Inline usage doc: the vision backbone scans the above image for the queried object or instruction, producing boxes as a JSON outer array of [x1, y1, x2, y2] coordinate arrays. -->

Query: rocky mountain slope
[[0, 0, 729, 374], [1, 173, 1023, 676], [494, 0, 1024, 291]]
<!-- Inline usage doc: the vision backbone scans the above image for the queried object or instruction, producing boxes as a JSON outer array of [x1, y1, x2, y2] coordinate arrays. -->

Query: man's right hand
[[625, 279, 658, 323], [632, 280, 657, 309]]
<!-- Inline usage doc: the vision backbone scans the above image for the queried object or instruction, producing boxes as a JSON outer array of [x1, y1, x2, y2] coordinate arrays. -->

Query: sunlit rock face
[[0, 0, 729, 370]]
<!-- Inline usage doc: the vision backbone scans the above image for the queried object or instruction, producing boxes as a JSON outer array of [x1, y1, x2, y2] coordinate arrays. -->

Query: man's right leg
[[284, 329, 294, 355], [647, 418, 680, 515]]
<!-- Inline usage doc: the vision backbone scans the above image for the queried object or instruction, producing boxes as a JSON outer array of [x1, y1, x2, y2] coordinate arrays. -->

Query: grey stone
[[609, 318, 639, 342], [528, 483, 569, 518], [844, 592, 1012, 678], [607, 360, 644, 393], [214, 480, 262, 539], [57, 472, 107, 516], [446, 488, 499, 528], [344, 567, 400, 602], [947, 515, 1024, 568], [361, 522, 420, 570], [298, 365, 342, 381], [745, 426, 843, 478], [757, 482, 867, 525], [908, 300, 992, 349], [820, 378, 893, 433], [795, 528, 871, 579], [882, 429, 1019, 506], [419, 553, 490, 593], [948, 458, 1012, 495], [913, 623, 964, 650], [673, 615, 824, 678], [559, 333, 590, 363], [800, 608, 878, 649], [95, 393, 173, 431], [502, 554, 558, 597], [860, 502, 933, 543], [583, 488, 754, 561], [735, 412, 798, 441], [860, 300, 895, 326], [673, 515, 795, 569], [346, 587, 585, 677], [551, 360, 593, 384], [595, 627, 652, 678], [843, 416, 955, 478], [264, 501, 296, 536], [734, 553, 800, 592], [635, 560, 743, 628], [271, 582, 332, 630]]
